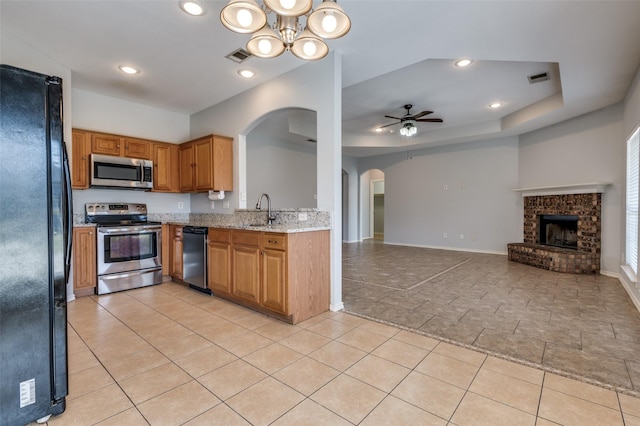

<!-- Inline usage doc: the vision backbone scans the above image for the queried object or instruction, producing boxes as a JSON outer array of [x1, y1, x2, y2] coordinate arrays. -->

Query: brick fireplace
[[508, 190, 603, 274]]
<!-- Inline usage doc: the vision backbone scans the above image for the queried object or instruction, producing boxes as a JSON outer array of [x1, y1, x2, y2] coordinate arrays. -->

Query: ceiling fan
[[378, 104, 443, 136]]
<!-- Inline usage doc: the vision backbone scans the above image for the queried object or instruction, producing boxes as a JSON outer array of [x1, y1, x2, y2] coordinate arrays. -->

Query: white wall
[[621, 64, 640, 308], [189, 54, 344, 310], [341, 155, 360, 242], [246, 135, 317, 209], [360, 138, 520, 253], [519, 104, 623, 274], [1, 32, 73, 164], [70, 89, 191, 214]]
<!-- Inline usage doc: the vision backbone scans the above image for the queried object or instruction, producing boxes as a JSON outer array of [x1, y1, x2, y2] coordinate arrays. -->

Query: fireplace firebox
[[539, 214, 578, 250]]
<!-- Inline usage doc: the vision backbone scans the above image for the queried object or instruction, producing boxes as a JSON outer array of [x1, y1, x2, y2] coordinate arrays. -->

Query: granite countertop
[[168, 222, 330, 233]]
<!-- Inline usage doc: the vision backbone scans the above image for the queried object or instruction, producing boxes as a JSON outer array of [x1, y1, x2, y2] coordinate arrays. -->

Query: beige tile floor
[[343, 240, 640, 393], [35, 281, 640, 425]]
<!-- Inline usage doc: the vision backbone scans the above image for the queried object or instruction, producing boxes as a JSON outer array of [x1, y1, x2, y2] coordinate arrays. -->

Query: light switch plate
[[298, 212, 308, 221]]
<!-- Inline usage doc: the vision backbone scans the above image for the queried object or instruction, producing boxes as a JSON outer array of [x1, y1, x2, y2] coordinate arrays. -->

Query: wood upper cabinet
[[170, 225, 184, 281], [91, 132, 121, 156], [73, 227, 96, 296], [179, 135, 233, 192], [207, 229, 231, 295], [123, 137, 151, 159], [153, 142, 180, 192], [179, 142, 195, 192], [71, 129, 91, 189], [91, 132, 151, 159]]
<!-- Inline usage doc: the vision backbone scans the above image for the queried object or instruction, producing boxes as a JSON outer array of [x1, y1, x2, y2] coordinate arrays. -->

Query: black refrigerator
[[0, 64, 72, 425]]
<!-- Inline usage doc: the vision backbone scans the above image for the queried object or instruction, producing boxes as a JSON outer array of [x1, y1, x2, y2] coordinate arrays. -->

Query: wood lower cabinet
[[231, 231, 261, 304], [73, 227, 96, 296], [207, 229, 231, 294], [170, 225, 184, 281], [208, 228, 329, 324]]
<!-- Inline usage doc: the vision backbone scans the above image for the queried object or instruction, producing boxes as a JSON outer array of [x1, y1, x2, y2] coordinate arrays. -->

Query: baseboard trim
[[383, 240, 507, 256], [330, 302, 345, 312]]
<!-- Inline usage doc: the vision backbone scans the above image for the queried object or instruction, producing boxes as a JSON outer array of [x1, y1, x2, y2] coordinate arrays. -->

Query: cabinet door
[[73, 227, 96, 293], [154, 143, 179, 192], [179, 143, 195, 192], [171, 225, 184, 280], [262, 248, 287, 314], [232, 244, 261, 304], [123, 137, 151, 159], [91, 133, 122, 156], [208, 240, 231, 294], [212, 136, 233, 191], [194, 137, 213, 191], [71, 129, 91, 189]]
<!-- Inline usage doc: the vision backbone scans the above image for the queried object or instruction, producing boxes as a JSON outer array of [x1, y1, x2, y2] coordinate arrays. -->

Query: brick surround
[[508, 193, 602, 274]]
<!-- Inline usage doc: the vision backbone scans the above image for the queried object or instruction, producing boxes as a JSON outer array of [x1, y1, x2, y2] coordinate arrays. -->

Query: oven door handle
[[98, 226, 161, 234]]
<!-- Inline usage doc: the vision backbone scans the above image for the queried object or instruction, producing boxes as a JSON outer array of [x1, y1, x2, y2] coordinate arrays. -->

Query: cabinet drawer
[[232, 230, 261, 246], [262, 233, 287, 250], [208, 228, 230, 243]]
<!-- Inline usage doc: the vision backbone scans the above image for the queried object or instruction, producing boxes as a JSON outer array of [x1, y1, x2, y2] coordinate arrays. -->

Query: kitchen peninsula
[[166, 211, 331, 324]]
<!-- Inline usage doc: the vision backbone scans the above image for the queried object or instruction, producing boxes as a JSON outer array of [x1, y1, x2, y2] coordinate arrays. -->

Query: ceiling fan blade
[[416, 118, 443, 123], [378, 122, 400, 128], [384, 115, 402, 120], [412, 110, 434, 119]]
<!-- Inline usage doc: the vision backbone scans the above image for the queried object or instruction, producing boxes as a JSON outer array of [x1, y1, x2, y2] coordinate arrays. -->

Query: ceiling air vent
[[225, 48, 252, 63], [528, 72, 550, 84]]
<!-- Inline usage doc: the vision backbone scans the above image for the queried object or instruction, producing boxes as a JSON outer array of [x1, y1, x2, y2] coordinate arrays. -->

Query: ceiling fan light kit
[[380, 104, 443, 137], [220, 0, 351, 60]]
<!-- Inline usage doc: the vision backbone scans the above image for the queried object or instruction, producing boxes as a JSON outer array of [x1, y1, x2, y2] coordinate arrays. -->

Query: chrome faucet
[[256, 193, 277, 225]]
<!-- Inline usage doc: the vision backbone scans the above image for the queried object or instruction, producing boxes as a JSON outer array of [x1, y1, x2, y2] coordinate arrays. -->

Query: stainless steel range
[[85, 203, 162, 295]]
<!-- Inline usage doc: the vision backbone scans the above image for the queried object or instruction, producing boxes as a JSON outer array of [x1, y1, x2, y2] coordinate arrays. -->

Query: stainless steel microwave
[[90, 154, 153, 190]]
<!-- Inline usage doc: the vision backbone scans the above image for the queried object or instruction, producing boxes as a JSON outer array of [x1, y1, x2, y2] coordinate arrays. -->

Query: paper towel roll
[[208, 190, 225, 200]]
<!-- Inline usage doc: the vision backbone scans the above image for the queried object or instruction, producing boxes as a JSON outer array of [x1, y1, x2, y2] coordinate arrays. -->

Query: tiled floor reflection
[[343, 240, 640, 392], [37, 281, 640, 425]]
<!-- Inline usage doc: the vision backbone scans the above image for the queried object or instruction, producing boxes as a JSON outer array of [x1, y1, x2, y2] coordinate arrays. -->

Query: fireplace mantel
[[512, 182, 611, 197]]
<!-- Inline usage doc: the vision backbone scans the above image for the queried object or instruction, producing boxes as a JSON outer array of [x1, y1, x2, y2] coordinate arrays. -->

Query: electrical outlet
[[459, 233, 464, 239], [241, 192, 246, 201], [223, 201, 230, 209], [443, 184, 448, 191], [443, 232, 448, 239], [472, 233, 477, 241], [178, 202, 184, 209], [298, 212, 308, 221]]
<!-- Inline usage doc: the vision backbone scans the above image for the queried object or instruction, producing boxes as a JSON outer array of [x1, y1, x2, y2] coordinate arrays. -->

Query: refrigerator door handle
[[62, 141, 73, 283]]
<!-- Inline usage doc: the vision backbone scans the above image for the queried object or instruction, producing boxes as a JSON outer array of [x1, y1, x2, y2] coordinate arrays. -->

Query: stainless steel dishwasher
[[182, 226, 211, 295]]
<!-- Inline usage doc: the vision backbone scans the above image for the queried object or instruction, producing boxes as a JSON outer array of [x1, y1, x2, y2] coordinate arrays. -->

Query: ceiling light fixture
[[375, 127, 383, 132], [238, 69, 256, 78], [489, 102, 502, 109], [118, 65, 140, 75], [220, 0, 351, 61], [455, 59, 472, 67], [400, 120, 418, 137], [180, 1, 205, 16]]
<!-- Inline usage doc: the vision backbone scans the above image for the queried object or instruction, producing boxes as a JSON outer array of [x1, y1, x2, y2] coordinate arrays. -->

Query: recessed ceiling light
[[118, 65, 139, 75], [238, 69, 255, 78], [180, 0, 205, 16], [489, 102, 503, 109], [455, 59, 472, 67], [375, 127, 383, 133]]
